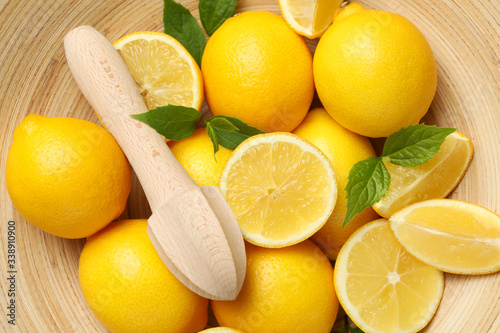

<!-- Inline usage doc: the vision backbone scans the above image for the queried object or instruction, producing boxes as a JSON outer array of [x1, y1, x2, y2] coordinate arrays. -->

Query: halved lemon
[[113, 31, 203, 111], [334, 219, 444, 333], [219, 132, 337, 247], [278, 0, 343, 39], [390, 199, 500, 274], [373, 131, 473, 218]]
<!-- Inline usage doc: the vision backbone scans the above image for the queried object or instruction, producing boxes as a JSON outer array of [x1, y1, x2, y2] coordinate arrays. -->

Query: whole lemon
[[168, 128, 232, 186], [293, 108, 379, 259], [6, 115, 131, 238], [79, 219, 209, 333], [211, 241, 339, 333], [202, 11, 314, 133], [313, 3, 437, 138], [199, 328, 243, 333]]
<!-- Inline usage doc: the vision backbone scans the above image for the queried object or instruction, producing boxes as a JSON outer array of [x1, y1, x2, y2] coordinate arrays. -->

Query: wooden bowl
[[1, 0, 499, 332]]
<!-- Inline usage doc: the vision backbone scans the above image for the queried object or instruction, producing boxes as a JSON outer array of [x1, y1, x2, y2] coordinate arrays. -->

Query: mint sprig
[[163, 0, 237, 67], [199, 0, 237, 36], [344, 124, 456, 227], [132, 105, 264, 153], [163, 0, 206, 67]]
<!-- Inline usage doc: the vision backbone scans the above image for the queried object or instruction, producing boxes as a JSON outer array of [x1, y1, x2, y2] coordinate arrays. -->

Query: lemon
[[293, 108, 379, 259], [219, 132, 337, 247], [113, 31, 203, 111], [199, 328, 243, 333], [373, 131, 473, 218], [202, 11, 314, 133], [279, 0, 343, 38], [334, 219, 444, 333], [313, 3, 437, 138], [5, 115, 131, 239], [390, 199, 500, 274], [168, 128, 232, 186], [79, 219, 209, 333], [211, 241, 339, 333]]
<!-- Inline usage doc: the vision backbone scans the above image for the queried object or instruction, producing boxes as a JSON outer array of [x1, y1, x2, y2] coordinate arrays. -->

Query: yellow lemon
[[313, 3, 437, 138], [79, 219, 209, 333], [212, 241, 339, 333], [390, 199, 500, 274], [373, 131, 473, 217], [168, 128, 232, 186], [219, 132, 337, 247], [335, 219, 444, 333], [279, 0, 343, 38], [114, 31, 203, 111], [6, 115, 131, 239], [293, 108, 379, 259], [199, 328, 243, 333], [202, 11, 314, 132]]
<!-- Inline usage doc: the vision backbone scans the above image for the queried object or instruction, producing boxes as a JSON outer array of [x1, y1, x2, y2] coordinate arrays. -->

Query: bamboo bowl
[[1, 0, 499, 332]]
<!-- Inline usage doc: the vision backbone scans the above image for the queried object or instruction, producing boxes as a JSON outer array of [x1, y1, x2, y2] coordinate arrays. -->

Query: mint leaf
[[131, 105, 200, 140], [206, 122, 220, 155], [207, 115, 264, 150], [382, 124, 456, 167], [199, 0, 237, 36], [208, 116, 239, 131], [163, 0, 206, 66], [344, 157, 390, 227]]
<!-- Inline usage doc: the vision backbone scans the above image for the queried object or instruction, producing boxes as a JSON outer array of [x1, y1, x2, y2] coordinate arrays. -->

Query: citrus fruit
[[374, 131, 473, 217], [168, 128, 232, 186], [79, 219, 209, 333], [199, 328, 243, 333], [211, 241, 339, 333], [390, 199, 500, 274], [293, 108, 379, 259], [201, 11, 314, 133], [5, 115, 131, 239], [313, 3, 437, 138], [334, 219, 444, 333], [219, 132, 337, 247], [114, 31, 203, 111], [279, 0, 343, 38]]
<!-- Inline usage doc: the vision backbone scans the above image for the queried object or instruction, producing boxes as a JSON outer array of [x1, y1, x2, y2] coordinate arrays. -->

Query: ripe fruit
[[114, 31, 203, 111], [334, 220, 444, 333], [199, 328, 243, 333], [168, 128, 232, 186], [278, 0, 343, 38], [212, 241, 339, 333], [6, 115, 131, 239], [390, 199, 500, 274], [373, 131, 473, 217], [313, 3, 437, 138], [202, 11, 314, 132], [219, 132, 337, 247], [293, 108, 379, 259], [79, 219, 209, 333]]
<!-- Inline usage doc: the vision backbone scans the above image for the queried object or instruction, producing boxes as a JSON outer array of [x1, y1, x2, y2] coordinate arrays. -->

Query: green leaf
[[199, 0, 237, 36], [344, 157, 390, 227], [131, 105, 201, 141], [205, 122, 220, 155], [163, 0, 206, 66], [382, 124, 456, 167], [206, 115, 264, 150], [208, 116, 239, 131]]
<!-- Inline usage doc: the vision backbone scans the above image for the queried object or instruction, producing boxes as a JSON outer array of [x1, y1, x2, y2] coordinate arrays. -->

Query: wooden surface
[[0, 0, 499, 332]]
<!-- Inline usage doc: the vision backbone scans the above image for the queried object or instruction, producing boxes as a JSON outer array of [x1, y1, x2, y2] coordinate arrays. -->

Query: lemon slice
[[219, 132, 337, 247], [278, 0, 343, 39], [390, 199, 500, 274], [373, 132, 473, 218], [113, 31, 203, 111], [335, 219, 444, 333]]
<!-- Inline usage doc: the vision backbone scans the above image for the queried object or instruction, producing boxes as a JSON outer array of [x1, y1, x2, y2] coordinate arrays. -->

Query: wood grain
[[1, 0, 499, 332]]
